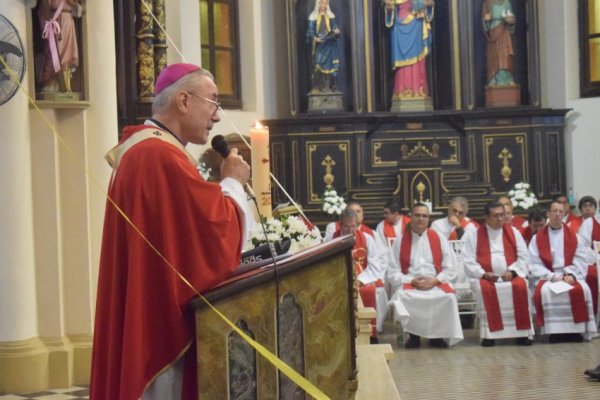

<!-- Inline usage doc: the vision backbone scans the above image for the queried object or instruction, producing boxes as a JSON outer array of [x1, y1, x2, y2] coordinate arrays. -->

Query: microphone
[[211, 135, 256, 198]]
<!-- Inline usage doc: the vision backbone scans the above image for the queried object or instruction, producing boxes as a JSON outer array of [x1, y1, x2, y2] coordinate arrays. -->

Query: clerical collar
[[549, 224, 563, 231], [147, 118, 185, 146]]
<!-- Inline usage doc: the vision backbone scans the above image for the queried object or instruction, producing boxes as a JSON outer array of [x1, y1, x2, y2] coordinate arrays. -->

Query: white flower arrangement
[[322, 186, 346, 216], [243, 215, 322, 255], [508, 181, 538, 210], [197, 162, 211, 180]]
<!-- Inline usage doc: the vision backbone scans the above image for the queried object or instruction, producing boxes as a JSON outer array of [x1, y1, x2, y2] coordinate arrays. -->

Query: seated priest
[[375, 199, 411, 249], [333, 208, 387, 339], [570, 195, 598, 234], [555, 194, 578, 224], [324, 201, 375, 242], [573, 196, 599, 316], [431, 196, 479, 240], [463, 200, 534, 347], [388, 203, 462, 348], [521, 208, 546, 245], [499, 195, 528, 232], [528, 200, 597, 342]]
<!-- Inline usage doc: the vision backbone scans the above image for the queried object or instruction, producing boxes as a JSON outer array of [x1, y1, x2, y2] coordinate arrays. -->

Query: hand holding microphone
[[211, 135, 253, 196]]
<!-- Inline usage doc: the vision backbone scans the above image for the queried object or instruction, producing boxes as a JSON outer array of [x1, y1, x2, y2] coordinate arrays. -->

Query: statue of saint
[[306, 0, 341, 93], [384, 0, 434, 102], [482, 0, 516, 86], [37, 0, 82, 93]]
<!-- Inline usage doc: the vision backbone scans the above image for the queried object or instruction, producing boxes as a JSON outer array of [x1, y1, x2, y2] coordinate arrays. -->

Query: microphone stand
[[247, 188, 282, 341]]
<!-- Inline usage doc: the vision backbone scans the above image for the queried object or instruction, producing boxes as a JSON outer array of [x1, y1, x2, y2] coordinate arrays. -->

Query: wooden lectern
[[191, 235, 358, 399]]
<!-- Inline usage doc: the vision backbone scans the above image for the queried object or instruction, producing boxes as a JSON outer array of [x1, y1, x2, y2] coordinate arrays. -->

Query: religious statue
[[384, 0, 434, 112], [306, 0, 343, 112], [306, 0, 340, 93], [36, 0, 83, 96], [482, 0, 516, 86], [482, 0, 520, 107]]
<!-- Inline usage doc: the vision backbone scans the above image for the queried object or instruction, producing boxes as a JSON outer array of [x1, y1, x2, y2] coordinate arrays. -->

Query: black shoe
[[481, 339, 496, 347], [549, 333, 584, 343], [369, 336, 379, 345], [569, 333, 584, 343], [548, 334, 561, 344], [585, 365, 600, 376], [405, 334, 421, 349], [516, 337, 533, 346], [429, 338, 449, 348]]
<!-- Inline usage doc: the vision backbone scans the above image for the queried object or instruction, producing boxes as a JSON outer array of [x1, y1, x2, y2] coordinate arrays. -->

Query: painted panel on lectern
[[306, 141, 350, 205], [278, 293, 306, 400], [228, 320, 257, 400], [482, 133, 528, 194]]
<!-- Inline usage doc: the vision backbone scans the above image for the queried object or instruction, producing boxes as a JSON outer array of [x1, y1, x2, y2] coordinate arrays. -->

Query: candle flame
[[254, 121, 265, 129]]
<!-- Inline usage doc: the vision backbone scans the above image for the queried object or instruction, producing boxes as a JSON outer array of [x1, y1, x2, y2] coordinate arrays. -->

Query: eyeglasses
[[186, 92, 221, 114]]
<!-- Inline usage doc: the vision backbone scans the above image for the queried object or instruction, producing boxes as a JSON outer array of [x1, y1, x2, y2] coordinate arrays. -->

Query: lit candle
[[250, 121, 272, 219]]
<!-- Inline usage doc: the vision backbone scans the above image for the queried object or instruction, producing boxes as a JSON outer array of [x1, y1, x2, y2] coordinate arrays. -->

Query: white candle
[[250, 122, 272, 219]]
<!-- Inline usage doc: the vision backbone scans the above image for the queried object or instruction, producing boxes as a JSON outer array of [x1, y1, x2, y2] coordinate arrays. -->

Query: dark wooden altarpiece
[[113, 0, 568, 226], [269, 0, 568, 226]]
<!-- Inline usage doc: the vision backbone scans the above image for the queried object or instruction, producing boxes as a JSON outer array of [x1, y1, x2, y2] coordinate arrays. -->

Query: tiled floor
[[380, 321, 600, 400], [0, 387, 88, 400], [2, 327, 600, 399]]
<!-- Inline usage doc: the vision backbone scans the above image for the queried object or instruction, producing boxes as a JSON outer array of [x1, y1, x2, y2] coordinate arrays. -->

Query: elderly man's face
[[184, 76, 221, 145], [348, 204, 364, 224], [448, 202, 467, 222], [340, 216, 358, 235]]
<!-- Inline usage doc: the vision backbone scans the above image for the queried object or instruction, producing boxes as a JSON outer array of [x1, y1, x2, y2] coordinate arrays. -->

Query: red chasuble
[[533, 224, 589, 326], [90, 126, 244, 400], [399, 229, 454, 293], [448, 217, 479, 240], [476, 224, 530, 332]]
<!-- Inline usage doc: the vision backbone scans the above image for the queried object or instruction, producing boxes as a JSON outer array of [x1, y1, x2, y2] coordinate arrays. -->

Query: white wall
[[164, 0, 290, 160], [0, 0, 38, 341], [539, 0, 600, 201]]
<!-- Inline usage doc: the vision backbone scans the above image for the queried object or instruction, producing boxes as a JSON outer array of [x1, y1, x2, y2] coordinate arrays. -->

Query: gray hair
[[449, 196, 469, 212], [152, 69, 215, 115]]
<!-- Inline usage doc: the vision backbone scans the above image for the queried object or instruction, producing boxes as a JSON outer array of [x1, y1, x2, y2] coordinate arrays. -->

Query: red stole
[[476, 224, 530, 332], [360, 224, 375, 238], [521, 226, 533, 245], [449, 218, 478, 240], [592, 217, 600, 244], [383, 221, 396, 239], [511, 215, 527, 232], [568, 216, 583, 233], [399, 229, 454, 294], [533, 224, 589, 326]]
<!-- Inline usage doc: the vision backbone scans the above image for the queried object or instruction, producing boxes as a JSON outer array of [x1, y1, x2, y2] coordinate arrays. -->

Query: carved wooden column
[[153, 0, 167, 77], [136, 0, 155, 100]]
